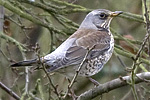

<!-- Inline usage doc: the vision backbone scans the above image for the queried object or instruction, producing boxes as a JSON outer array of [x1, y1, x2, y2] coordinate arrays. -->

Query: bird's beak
[[110, 11, 123, 17]]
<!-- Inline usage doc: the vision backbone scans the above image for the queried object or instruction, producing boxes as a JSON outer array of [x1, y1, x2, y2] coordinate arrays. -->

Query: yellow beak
[[110, 11, 123, 17]]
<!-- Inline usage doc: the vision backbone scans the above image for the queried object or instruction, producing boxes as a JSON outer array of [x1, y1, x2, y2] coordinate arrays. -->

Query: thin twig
[[64, 45, 96, 98], [114, 46, 150, 65], [0, 49, 11, 62], [112, 28, 148, 58], [114, 51, 127, 68], [19, 52, 30, 98], [136, 74, 150, 83], [41, 62, 61, 99], [28, 92, 42, 100], [136, 0, 150, 61], [0, 82, 20, 100], [17, 17, 30, 39], [36, 79, 45, 100], [129, 1, 150, 100], [34, 43, 61, 100], [5, 15, 33, 30]]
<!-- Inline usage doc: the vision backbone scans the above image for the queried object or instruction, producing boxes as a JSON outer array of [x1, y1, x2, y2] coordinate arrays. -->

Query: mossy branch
[[36, 79, 45, 100], [0, 0, 66, 35], [114, 46, 150, 65], [114, 36, 142, 45], [0, 31, 26, 52], [111, 28, 149, 58], [120, 12, 144, 23]]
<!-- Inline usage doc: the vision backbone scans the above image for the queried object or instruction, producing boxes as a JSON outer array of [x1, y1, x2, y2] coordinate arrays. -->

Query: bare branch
[[77, 72, 150, 100], [34, 43, 61, 99], [0, 82, 20, 100]]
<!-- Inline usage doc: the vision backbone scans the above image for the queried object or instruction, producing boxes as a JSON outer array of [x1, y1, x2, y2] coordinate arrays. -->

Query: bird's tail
[[10, 59, 38, 67]]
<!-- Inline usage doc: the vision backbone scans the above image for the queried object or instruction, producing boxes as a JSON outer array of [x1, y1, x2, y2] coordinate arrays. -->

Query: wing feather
[[48, 29, 111, 72], [66, 29, 111, 64]]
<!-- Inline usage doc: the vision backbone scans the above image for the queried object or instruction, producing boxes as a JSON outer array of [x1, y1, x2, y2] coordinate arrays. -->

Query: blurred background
[[0, 0, 150, 100]]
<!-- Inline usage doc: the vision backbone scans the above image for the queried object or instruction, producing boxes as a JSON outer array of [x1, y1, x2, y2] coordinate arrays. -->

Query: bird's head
[[79, 9, 123, 30]]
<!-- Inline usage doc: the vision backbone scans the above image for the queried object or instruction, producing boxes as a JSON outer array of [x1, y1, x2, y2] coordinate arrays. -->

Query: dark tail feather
[[10, 59, 37, 67]]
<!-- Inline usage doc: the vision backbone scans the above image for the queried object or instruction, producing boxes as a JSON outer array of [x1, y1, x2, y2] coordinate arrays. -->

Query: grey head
[[79, 9, 123, 30]]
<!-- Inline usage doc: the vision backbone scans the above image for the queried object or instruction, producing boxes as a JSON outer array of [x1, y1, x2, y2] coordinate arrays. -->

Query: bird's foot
[[88, 77, 101, 87]]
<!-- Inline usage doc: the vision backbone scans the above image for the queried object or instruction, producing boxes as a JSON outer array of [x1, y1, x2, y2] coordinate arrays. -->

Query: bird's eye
[[99, 13, 106, 18]]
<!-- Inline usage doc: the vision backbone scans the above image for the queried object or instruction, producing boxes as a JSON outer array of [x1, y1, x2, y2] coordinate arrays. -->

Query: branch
[[77, 72, 150, 100], [112, 28, 148, 58], [114, 36, 142, 45], [0, 31, 26, 52], [64, 45, 96, 98], [0, 82, 20, 100], [0, 0, 65, 35], [17, 0, 61, 14], [114, 46, 150, 65], [36, 79, 45, 100], [129, 1, 150, 99], [119, 12, 144, 23]]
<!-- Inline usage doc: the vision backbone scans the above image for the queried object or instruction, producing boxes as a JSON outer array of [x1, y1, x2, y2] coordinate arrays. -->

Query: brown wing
[[66, 29, 111, 65], [47, 28, 111, 72]]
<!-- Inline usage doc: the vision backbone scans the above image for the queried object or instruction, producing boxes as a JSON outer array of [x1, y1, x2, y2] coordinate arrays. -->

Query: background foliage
[[0, 0, 150, 100]]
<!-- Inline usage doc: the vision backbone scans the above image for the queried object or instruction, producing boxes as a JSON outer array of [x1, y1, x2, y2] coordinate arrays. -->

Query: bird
[[11, 9, 123, 77]]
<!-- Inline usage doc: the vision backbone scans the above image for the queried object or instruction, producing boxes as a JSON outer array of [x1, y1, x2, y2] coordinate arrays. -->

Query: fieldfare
[[11, 9, 123, 77]]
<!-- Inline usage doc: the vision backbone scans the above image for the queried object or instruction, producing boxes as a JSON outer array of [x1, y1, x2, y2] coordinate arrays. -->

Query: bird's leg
[[87, 77, 100, 86]]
